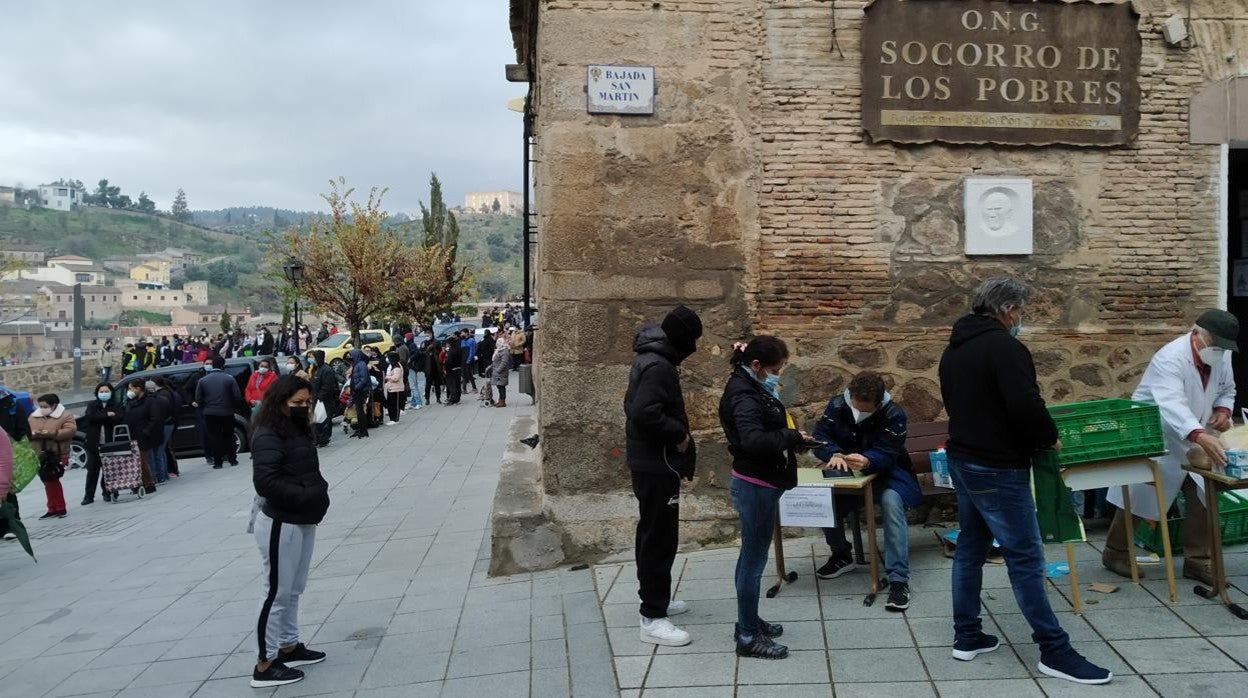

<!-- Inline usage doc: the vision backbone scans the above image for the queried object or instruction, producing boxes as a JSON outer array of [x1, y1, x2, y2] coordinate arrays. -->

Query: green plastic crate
[[1047, 398, 1165, 466], [1134, 491, 1248, 554]]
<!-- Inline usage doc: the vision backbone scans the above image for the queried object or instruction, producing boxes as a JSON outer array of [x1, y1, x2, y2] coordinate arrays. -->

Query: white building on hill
[[37, 184, 83, 211], [464, 191, 522, 215]]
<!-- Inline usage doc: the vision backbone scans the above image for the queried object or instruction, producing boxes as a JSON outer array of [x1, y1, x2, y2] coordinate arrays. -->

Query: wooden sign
[[861, 0, 1141, 146]]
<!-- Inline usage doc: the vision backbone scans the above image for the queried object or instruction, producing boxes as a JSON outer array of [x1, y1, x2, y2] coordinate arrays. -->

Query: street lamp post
[[282, 259, 305, 355]]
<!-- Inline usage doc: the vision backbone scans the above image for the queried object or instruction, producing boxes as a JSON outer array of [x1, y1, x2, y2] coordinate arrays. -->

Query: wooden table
[[768, 469, 879, 598], [1060, 457, 1177, 613], [1181, 465, 1248, 619]]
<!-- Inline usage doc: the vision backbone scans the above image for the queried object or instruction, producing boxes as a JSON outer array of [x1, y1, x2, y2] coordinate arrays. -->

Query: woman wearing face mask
[[249, 375, 330, 689], [718, 336, 814, 660], [28, 394, 77, 519], [307, 351, 337, 448], [246, 359, 278, 411], [286, 357, 308, 380], [81, 383, 123, 504], [383, 352, 404, 426]]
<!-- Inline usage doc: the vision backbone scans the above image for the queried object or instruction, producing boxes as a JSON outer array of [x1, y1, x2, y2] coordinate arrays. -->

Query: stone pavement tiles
[[595, 530, 1248, 697], [0, 375, 618, 697]]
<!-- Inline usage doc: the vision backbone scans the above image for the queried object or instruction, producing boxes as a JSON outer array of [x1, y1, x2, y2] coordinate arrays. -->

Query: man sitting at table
[[811, 371, 920, 612], [1102, 309, 1239, 586]]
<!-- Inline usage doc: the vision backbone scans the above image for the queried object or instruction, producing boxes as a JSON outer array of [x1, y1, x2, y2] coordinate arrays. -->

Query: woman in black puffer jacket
[[248, 375, 330, 689], [718, 335, 812, 661]]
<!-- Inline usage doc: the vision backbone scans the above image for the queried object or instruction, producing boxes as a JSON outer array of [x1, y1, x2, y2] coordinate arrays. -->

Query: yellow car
[[308, 329, 394, 368]]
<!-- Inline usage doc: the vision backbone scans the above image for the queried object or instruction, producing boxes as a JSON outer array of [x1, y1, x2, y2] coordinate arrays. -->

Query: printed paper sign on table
[[780, 486, 837, 528]]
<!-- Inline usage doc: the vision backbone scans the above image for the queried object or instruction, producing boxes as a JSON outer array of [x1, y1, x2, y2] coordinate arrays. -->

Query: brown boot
[[495, 400, 507, 408], [1102, 509, 1144, 579]]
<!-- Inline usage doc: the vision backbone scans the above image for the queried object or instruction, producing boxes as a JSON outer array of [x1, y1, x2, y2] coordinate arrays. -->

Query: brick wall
[[529, 0, 1247, 559]]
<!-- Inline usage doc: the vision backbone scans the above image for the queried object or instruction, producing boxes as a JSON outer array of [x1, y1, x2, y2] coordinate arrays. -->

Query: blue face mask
[[98, 393, 111, 402], [751, 366, 781, 397], [1009, 321, 1022, 338]]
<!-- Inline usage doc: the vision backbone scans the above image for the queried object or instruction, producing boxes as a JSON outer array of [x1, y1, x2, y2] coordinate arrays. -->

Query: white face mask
[[1196, 333, 1228, 366], [1199, 346, 1226, 366], [35, 407, 49, 417]]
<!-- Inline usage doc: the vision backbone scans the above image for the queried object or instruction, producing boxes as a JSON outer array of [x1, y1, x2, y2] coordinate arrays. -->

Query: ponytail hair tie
[[732, 342, 748, 352]]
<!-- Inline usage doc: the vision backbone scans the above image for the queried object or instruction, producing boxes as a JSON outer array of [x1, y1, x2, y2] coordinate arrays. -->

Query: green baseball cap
[[1196, 309, 1240, 352]]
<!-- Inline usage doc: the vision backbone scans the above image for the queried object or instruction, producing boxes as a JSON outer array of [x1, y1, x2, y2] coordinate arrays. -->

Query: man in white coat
[[1102, 309, 1239, 585]]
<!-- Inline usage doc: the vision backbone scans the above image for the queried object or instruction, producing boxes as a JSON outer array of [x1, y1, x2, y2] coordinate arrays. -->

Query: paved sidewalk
[[594, 528, 1248, 697], [0, 379, 617, 697]]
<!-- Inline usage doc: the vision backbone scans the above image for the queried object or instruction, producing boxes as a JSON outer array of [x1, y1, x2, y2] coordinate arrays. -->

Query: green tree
[[114, 194, 132, 210], [171, 188, 191, 222], [418, 173, 459, 263], [93, 179, 120, 208], [281, 178, 408, 345], [219, 305, 231, 334], [491, 197, 501, 213], [206, 260, 239, 288], [137, 191, 157, 214]]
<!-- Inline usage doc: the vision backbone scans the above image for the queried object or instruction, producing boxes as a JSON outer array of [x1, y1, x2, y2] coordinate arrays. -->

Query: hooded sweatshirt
[[623, 325, 695, 478], [938, 313, 1058, 469], [349, 349, 372, 393]]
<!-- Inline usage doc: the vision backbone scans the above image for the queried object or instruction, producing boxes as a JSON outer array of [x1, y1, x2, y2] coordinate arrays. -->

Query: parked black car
[[69, 356, 272, 469]]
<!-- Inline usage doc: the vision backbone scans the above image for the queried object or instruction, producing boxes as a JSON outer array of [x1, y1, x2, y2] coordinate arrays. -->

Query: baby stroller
[[339, 386, 357, 435]]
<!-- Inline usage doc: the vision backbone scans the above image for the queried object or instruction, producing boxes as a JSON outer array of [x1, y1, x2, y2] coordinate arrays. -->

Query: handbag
[[10, 438, 39, 493], [37, 447, 65, 482], [314, 400, 328, 424]]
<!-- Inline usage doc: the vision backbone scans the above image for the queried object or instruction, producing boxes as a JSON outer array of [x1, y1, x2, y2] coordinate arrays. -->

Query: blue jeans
[[148, 434, 169, 482], [822, 488, 910, 583], [408, 369, 423, 406], [730, 477, 784, 638], [949, 459, 1070, 655]]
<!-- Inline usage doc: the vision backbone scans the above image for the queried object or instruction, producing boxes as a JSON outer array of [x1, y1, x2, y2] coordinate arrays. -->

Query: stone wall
[[526, 0, 1248, 562], [0, 359, 77, 397]]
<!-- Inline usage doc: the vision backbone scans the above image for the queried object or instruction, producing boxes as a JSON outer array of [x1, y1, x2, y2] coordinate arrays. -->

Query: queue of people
[[625, 279, 1138, 685]]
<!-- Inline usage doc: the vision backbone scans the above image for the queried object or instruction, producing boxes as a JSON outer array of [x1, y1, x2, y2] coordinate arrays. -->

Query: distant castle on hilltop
[[463, 191, 521, 215]]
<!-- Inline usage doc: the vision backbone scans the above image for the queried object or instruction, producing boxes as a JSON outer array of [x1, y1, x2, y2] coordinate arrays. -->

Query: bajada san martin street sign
[[861, 0, 1141, 146], [587, 65, 655, 115]]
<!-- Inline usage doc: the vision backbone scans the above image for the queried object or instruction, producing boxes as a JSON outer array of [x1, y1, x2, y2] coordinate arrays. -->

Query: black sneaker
[[278, 643, 326, 668], [884, 582, 910, 612], [816, 554, 856, 580], [952, 632, 1000, 661], [250, 661, 305, 688], [736, 634, 789, 660], [734, 620, 784, 639], [1039, 647, 1113, 685], [38, 512, 57, 520], [229, 460, 239, 467], [212, 463, 223, 469]]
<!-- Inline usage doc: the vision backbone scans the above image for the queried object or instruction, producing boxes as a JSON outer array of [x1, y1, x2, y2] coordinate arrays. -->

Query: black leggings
[[425, 373, 443, 403], [497, 385, 507, 402], [387, 393, 401, 423]]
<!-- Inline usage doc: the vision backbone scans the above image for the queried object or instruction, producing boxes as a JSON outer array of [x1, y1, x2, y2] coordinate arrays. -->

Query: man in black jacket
[[194, 355, 243, 468], [623, 305, 701, 648], [122, 381, 161, 493], [938, 277, 1111, 685]]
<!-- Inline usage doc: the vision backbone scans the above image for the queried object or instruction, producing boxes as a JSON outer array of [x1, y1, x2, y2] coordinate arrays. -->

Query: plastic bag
[[10, 438, 39, 493], [314, 400, 328, 424]]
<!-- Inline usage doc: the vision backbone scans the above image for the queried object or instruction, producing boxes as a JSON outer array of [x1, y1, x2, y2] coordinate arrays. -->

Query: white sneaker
[[640, 617, 691, 647], [2, 533, 16, 541], [384, 421, 396, 426], [414, 405, 422, 410], [667, 599, 690, 616]]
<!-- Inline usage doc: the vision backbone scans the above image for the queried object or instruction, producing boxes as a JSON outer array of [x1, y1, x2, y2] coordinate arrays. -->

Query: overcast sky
[[0, 1, 523, 214]]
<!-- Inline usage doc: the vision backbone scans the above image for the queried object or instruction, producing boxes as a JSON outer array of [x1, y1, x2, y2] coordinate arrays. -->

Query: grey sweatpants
[[254, 511, 316, 662]]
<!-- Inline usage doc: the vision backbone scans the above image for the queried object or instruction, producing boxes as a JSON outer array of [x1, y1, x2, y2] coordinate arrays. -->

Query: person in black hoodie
[[938, 277, 1111, 685], [623, 305, 702, 648], [81, 382, 122, 504], [249, 375, 330, 689], [307, 351, 337, 447], [718, 335, 812, 661], [122, 381, 161, 494]]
